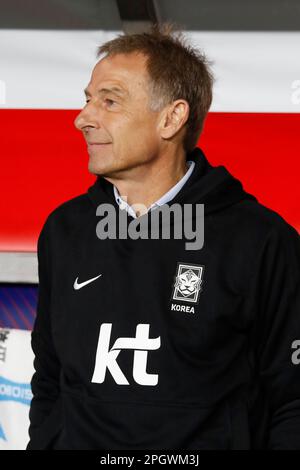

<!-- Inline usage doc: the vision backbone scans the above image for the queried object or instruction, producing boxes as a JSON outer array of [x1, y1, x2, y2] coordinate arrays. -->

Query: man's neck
[[104, 149, 188, 215]]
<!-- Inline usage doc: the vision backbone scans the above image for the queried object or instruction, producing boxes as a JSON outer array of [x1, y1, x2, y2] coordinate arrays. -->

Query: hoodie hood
[[87, 146, 257, 215]]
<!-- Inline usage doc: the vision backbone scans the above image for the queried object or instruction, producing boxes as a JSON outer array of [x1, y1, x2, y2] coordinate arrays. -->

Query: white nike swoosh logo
[[73, 274, 102, 290]]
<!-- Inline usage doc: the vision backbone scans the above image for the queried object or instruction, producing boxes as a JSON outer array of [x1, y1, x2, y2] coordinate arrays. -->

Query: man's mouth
[[87, 142, 111, 152], [87, 142, 111, 145]]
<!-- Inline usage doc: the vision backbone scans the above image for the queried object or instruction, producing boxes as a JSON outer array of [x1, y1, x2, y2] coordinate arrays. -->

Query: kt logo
[[92, 323, 161, 386]]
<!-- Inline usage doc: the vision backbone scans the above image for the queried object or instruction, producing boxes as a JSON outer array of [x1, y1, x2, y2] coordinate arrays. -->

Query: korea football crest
[[171, 263, 204, 304]]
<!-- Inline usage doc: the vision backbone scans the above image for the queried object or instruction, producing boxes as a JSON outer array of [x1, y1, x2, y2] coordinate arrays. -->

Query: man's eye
[[104, 98, 115, 106], [85, 98, 116, 106]]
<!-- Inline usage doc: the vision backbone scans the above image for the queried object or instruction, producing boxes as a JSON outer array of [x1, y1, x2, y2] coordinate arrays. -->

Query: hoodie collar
[[87, 147, 257, 215], [112, 160, 195, 218]]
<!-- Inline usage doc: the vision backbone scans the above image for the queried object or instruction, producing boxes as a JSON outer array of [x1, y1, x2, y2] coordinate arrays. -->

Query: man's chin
[[89, 166, 109, 177], [87, 157, 137, 178], [88, 158, 115, 177]]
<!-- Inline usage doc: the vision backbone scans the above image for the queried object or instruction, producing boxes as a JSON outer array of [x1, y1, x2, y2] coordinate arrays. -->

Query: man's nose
[[74, 104, 100, 131]]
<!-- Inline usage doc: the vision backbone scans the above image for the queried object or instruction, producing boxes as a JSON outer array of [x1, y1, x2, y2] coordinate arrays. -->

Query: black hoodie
[[27, 147, 300, 450]]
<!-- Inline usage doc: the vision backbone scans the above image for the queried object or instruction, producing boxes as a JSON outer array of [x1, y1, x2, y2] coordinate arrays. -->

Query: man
[[27, 23, 300, 450]]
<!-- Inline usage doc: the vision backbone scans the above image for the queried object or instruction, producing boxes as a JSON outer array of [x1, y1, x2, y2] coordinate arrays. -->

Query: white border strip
[[0, 30, 299, 112], [0, 252, 37, 283]]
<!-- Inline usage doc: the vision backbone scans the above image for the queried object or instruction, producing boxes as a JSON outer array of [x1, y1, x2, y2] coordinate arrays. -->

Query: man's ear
[[159, 99, 190, 140]]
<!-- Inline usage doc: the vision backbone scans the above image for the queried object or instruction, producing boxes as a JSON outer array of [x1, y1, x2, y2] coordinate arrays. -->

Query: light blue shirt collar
[[113, 160, 195, 218]]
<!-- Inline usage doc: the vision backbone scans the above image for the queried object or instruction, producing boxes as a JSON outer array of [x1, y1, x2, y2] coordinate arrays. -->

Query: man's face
[[74, 52, 163, 177]]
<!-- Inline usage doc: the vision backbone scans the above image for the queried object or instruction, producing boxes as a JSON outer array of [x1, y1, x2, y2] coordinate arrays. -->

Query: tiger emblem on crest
[[172, 263, 204, 304]]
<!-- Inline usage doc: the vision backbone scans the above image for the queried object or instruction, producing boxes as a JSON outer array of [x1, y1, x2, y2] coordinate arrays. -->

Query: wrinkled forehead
[[89, 52, 150, 95]]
